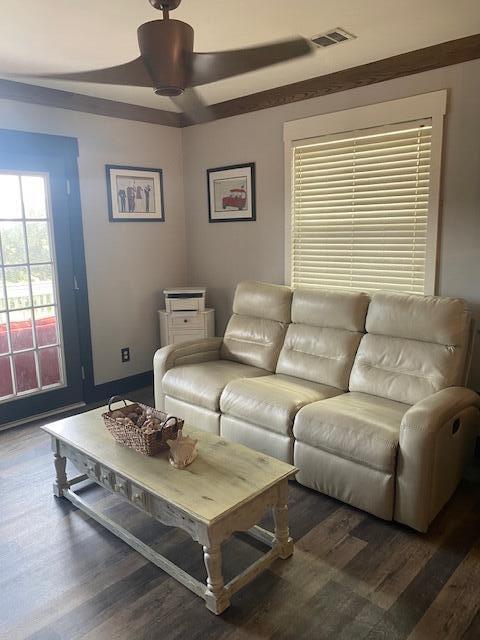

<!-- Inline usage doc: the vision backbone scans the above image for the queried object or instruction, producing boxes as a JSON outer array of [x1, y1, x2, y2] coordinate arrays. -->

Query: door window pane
[[21, 176, 47, 219], [39, 346, 61, 387], [26, 221, 51, 263], [4, 266, 31, 309], [0, 356, 13, 399], [13, 351, 38, 393], [0, 313, 9, 354], [0, 175, 22, 219], [0, 271, 5, 310], [0, 171, 64, 403], [10, 309, 34, 351], [34, 306, 59, 347], [0, 221, 27, 264], [31, 264, 55, 307]]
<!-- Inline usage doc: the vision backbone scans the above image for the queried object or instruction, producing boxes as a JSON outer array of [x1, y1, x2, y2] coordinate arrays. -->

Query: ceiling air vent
[[311, 28, 356, 48]]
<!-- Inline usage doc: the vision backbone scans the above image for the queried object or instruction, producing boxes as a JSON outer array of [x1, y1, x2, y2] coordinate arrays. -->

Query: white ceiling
[[1, 0, 479, 113]]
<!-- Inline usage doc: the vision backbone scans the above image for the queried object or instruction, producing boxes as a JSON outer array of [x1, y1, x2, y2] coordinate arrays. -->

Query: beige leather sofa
[[154, 281, 480, 532]]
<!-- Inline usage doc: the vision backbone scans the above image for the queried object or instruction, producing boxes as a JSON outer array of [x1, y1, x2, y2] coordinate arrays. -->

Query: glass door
[[0, 152, 84, 425]]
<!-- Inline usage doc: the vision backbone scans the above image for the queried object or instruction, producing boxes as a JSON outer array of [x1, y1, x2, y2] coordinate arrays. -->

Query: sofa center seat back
[[276, 288, 370, 389], [349, 292, 471, 405], [220, 288, 369, 462], [161, 281, 293, 435]]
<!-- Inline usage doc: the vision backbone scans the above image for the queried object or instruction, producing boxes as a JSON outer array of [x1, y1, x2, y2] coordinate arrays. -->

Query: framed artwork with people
[[105, 165, 165, 222]]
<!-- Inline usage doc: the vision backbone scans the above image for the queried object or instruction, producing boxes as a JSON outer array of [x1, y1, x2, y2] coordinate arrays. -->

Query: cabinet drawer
[[168, 313, 204, 330], [172, 331, 205, 345]]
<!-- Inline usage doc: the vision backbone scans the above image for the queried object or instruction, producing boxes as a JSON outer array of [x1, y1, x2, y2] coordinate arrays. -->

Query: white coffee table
[[42, 406, 297, 614]]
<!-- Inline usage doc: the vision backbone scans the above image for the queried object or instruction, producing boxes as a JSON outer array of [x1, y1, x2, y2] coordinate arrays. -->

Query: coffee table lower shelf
[[51, 438, 295, 615], [63, 485, 286, 608]]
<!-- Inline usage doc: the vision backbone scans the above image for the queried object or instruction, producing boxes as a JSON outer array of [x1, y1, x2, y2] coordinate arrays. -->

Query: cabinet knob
[[184, 318, 188, 323]]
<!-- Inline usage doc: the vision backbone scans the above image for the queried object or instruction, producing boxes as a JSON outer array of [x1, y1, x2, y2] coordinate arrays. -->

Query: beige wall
[[182, 58, 480, 389], [0, 99, 186, 385], [1, 57, 479, 390]]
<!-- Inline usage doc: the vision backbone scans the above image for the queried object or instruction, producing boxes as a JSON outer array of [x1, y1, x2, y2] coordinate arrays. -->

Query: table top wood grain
[[42, 406, 297, 525]]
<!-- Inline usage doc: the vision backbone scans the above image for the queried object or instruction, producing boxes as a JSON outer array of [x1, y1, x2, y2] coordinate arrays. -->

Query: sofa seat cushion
[[220, 374, 343, 436], [162, 360, 268, 412], [294, 392, 409, 473]]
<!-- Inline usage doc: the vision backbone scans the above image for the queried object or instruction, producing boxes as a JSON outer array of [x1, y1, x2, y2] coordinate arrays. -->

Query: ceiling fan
[[20, 0, 314, 123]]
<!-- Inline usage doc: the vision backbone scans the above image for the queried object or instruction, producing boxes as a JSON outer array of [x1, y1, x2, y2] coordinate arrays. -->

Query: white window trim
[[283, 90, 447, 294]]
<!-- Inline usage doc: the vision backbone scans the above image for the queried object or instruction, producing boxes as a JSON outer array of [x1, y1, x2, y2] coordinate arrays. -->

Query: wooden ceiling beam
[[1, 34, 480, 128], [182, 33, 480, 125], [0, 78, 183, 127]]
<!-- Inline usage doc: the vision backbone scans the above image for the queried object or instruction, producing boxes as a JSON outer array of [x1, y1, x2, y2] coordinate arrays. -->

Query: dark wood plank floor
[[1, 388, 480, 640]]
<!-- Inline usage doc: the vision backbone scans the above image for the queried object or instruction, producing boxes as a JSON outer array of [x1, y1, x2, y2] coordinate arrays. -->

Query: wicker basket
[[102, 396, 184, 456]]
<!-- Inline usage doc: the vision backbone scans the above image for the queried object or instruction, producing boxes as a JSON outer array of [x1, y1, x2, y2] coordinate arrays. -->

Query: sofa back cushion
[[349, 292, 471, 405], [221, 281, 292, 372], [276, 288, 369, 390]]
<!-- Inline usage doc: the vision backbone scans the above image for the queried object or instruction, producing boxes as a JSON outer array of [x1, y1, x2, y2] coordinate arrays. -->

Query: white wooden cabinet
[[159, 309, 215, 347]]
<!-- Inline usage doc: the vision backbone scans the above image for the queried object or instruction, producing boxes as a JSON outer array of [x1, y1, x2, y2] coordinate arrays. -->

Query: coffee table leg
[[203, 542, 230, 614], [273, 480, 294, 560], [53, 451, 68, 498]]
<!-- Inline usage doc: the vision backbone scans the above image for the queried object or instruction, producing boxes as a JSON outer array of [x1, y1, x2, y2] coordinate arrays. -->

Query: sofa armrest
[[395, 387, 480, 532], [153, 337, 223, 410], [401, 387, 480, 433]]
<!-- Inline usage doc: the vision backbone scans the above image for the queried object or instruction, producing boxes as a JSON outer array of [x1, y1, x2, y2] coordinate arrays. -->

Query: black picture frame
[[207, 162, 256, 223], [106, 164, 165, 222]]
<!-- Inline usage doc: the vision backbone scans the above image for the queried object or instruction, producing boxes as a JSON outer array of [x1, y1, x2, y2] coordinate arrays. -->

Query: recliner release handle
[[452, 418, 461, 435]]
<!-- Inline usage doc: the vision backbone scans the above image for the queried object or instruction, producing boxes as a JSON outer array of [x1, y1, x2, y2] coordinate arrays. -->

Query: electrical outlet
[[121, 347, 130, 363]]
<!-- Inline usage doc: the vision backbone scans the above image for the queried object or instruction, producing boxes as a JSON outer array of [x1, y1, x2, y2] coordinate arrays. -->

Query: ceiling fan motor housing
[[138, 19, 193, 96]]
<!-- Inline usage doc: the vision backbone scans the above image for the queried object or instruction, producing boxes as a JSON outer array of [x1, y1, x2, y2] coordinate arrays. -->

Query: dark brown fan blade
[[29, 57, 153, 87], [189, 36, 313, 87], [171, 87, 211, 125]]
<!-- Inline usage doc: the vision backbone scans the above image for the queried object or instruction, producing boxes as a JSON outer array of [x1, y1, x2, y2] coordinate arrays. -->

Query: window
[[284, 92, 446, 294]]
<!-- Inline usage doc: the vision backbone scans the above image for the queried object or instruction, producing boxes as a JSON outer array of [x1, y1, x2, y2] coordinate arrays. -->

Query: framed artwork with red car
[[207, 163, 256, 223]]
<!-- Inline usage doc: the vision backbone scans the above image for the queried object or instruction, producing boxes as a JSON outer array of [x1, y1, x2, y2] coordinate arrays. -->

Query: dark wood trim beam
[[185, 33, 480, 125], [0, 34, 479, 128], [0, 78, 182, 127]]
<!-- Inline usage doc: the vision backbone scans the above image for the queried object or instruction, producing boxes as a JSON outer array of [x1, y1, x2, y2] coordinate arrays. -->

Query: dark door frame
[[0, 128, 95, 415]]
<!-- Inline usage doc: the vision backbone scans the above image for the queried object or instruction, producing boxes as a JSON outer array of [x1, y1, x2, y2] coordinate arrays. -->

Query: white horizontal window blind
[[291, 119, 432, 293]]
